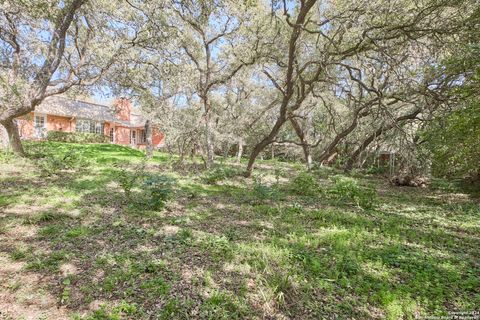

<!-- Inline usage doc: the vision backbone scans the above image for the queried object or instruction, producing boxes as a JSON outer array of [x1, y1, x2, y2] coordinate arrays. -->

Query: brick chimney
[[114, 97, 132, 122]]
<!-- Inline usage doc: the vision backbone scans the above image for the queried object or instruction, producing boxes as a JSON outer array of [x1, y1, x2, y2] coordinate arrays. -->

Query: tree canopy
[[1, 0, 478, 178]]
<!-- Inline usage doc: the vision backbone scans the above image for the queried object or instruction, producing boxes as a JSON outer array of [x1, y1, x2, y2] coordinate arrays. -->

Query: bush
[[422, 100, 480, 178], [47, 131, 109, 144], [113, 162, 176, 209], [114, 161, 146, 199], [202, 167, 240, 185], [37, 148, 91, 176], [289, 171, 320, 196], [328, 176, 377, 209], [252, 175, 282, 201], [142, 174, 176, 209]]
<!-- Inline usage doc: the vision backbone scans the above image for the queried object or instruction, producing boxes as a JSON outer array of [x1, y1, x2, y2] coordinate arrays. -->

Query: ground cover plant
[[0, 142, 479, 319]]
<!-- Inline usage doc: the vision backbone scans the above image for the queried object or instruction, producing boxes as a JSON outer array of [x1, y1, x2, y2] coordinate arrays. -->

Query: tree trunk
[[1, 119, 24, 156], [236, 138, 243, 163], [0, 124, 9, 150], [204, 109, 214, 168], [345, 124, 393, 171], [305, 148, 313, 170], [223, 141, 230, 159], [244, 0, 316, 177], [290, 117, 313, 170], [245, 115, 286, 177], [145, 119, 153, 159], [318, 107, 370, 163], [344, 109, 421, 171]]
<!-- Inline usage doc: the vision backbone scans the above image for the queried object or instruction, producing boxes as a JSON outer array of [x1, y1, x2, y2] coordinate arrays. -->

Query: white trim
[[33, 113, 47, 128], [33, 113, 47, 138]]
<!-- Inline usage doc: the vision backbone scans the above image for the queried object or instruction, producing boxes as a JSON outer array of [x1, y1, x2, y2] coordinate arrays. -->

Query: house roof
[[35, 96, 146, 128], [130, 113, 146, 127]]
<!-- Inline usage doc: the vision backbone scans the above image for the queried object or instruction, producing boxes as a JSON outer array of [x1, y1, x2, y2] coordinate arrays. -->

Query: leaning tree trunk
[[244, 0, 316, 177], [0, 119, 24, 156], [245, 114, 286, 177], [145, 119, 153, 159], [318, 107, 370, 163], [345, 126, 390, 171], [290, 117, 313, 170], [344, 109, 421, 171]]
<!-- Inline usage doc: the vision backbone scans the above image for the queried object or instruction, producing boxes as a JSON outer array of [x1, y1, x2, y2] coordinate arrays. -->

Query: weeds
[[252, 174, 282, 201], [202, 167, 240, 185], [114, 160, 146, 199], [142, 174, 176, 210], [328, 176, 377, 209], [2, 141, 478, 320], [289, 171, 320, 196]]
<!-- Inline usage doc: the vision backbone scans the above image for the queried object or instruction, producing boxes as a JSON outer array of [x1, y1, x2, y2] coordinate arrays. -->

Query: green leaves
[[423, 101, 480, 178]]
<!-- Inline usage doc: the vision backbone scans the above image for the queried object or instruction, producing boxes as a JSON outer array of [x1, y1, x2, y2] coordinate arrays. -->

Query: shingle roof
[[130, 113, 146, 127], [34, 96, 146, 128]]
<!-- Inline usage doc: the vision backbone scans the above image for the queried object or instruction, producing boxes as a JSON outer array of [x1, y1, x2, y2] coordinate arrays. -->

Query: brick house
[[15, 96, 164, 148]]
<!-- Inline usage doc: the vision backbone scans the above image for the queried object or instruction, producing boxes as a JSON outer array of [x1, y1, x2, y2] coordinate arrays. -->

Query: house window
[[138, 130, 146, 143], [34, 114, 46, 128], [130, 130, 136, 144], [95, 122, 104, 135], [33, 113, 47, 138], [76, 119, 93, 133], [109, 128, 114, 143], [76, 119, 104, 134]]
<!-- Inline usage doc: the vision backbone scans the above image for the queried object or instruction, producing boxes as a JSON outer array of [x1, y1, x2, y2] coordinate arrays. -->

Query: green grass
[[0, 141, 479, 319]]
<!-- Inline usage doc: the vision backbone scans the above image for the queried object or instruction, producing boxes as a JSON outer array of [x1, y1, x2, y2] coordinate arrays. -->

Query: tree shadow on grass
[[1, 147, 479, 318]]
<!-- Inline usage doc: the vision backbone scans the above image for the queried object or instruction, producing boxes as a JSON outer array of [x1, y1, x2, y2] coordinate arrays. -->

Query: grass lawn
[[0, 142, 479, 319]]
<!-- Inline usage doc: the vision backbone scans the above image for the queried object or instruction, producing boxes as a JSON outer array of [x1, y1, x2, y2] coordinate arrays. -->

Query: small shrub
[[62, 149, 91, 170], [113, 162, 176, 210], [47, 131, 109, 143], [37, 211, 56, 222], [328, 176, 377, 209], [289, 171, 320, 196], [114, 161, 146, 199], [142, 174, 176, 209], [37, 156, 65, 176], [36, 148, 91, 176], [252, 175, 282, 201], [202, 167, 240, 185]]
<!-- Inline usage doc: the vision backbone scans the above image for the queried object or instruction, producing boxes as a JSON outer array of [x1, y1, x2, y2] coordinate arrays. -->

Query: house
[[15, 96, 164, 148]]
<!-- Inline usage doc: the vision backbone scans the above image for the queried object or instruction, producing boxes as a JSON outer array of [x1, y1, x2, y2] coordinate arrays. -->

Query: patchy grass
[[0, 142, 479, 319]]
